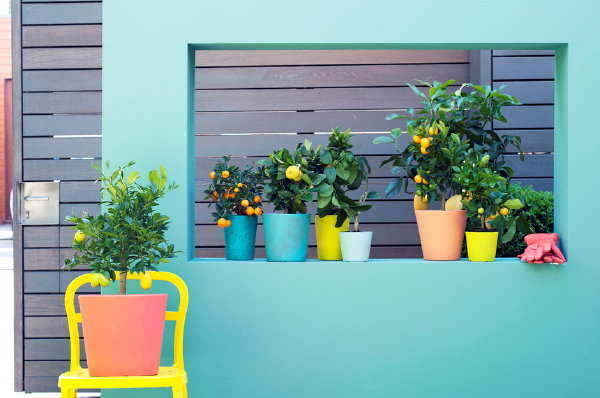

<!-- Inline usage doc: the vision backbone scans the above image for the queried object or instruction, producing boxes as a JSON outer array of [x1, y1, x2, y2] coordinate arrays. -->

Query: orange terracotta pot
[[415, 210, 467, 261], [79, 294, 168, 377]]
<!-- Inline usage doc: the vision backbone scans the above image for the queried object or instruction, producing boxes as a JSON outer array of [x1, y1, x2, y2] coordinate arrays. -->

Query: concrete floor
[[0, 224, 97, 397]]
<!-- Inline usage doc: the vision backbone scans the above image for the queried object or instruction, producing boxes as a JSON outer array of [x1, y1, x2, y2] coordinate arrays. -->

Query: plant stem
[[119, 265, 127, 294], [480, 214, 485, 231], [441, 191, 446, 210]]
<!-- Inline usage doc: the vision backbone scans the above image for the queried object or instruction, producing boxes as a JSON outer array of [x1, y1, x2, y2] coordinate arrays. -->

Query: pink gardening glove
[[517, 233, 566, 264]]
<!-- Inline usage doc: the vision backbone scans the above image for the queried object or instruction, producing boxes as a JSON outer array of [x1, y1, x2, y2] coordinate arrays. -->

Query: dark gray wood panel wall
[[12, 0, 555, 392], [16, 0, 102, 392], [194, 50, 555, 259]]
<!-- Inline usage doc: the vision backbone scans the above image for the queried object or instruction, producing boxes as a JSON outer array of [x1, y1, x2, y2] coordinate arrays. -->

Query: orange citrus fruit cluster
[[413, 125, 438, 155]]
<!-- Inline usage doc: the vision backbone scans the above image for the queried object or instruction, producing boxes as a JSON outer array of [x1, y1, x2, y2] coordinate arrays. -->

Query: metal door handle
[[24, 196, 50, 201]]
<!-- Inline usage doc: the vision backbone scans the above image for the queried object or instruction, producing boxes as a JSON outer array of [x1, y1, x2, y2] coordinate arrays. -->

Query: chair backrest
[[64, 271, 189, 372]]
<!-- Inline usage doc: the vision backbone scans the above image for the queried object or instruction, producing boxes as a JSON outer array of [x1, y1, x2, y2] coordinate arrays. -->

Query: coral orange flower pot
[[79, 294, 167, 377], [415, 210, 466, 261]]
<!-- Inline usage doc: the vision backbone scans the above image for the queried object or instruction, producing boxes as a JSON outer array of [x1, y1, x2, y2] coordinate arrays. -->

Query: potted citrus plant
[[204, 156, 264, 260], [453, 149, 525, 261], [338, 158, 379, 262], [313, 127, 373, 260], [63, 161, 179, 376], [374, 79, 521, 260], [257, 140, 320, 261]]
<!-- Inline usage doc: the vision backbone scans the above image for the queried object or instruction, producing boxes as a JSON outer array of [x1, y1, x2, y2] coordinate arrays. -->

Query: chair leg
[[172, 385, 183, 398], [61, 388, 75, 398], [182, 384, 188, 398]]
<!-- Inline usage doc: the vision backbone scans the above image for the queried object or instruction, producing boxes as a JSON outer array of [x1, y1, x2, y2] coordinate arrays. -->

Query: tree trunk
[[119, 270, 127, 294]]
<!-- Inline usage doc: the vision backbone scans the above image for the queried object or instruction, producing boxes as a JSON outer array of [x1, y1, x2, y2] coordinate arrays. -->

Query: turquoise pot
[[224, 215, 258, 261], [263, 213, 311, 262]]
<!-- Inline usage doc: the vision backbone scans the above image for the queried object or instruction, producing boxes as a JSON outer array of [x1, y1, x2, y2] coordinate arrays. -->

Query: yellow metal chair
[[58, 271, 189, 397]]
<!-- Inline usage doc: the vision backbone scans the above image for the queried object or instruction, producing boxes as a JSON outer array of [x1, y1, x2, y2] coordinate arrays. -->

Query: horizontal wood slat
[[59, 203, 100, 224], [196, 110, 399, 133], [22, 25, 101, 47], [23, 70, 102, 92], [492, 56, 554, 80], [23, 48, 101, 70], [196, 50, 469, 67], [24, 294, 68, 316], [24, 159, 98, 181], [23, 92, 101, 114], [195, 130, 553, 156], [23, 137, 101, 159], [23, 226, 58, 248], [22, 3, 101, 25], [195, 86, 454, 112], [495, 105, 553, 129], [195, 63, 468, 89], [495, 81, 553, 105], [60, 181, 100, 202], [23, 115, 102, 136], [25, 339, 85, 360], [24, 249, 60, 271]]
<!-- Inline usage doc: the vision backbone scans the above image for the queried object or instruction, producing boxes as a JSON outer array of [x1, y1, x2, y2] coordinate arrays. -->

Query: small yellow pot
[[465, 231, 499, 262], [315, 215, 349, 260]]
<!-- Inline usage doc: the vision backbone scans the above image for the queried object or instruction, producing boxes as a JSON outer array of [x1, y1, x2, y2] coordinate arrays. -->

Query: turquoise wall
[[102, 0, 600, 396]]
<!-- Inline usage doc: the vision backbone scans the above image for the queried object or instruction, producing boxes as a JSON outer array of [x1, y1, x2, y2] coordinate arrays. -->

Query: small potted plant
[[257, 140, 321, 261], [374, 80, 521, 261], [204, 156, 264, 260], [63, 161, 179, 376], [313, 127, 373, 260], [453, 150, 525, 261], [338, 160, 379, 262]]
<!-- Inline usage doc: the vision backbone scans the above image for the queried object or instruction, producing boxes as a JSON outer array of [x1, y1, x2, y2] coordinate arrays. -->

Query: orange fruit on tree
[[420, 147, 429, 155], [422, 178, 429, 185], [420, 138, 430, 148], [237, 183, 243, 188], [225, 219, 232, 227], [209, 171, 216, 179], [229, 193, 236, 199], [234, 188, 240, 193], [414, 175, 423, 184], [254, 207, 263, 216], [254, 196, 261, 203], [217, 218, 227, 227], [500, 207, 509, 216], [246, 207, 255, 216], [241, 199, 249, 207], [428, 127, 438, 135], [413, 135, 422, 144], [221, 170, 230, 178]]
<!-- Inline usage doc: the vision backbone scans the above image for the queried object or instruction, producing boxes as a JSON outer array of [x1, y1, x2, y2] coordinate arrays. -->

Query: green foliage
[[63, 162, 179, 293], [453, 149, 526, 244], [203, 156, 264, 221], [374, 80, 522, 204], [313, 127, 378, 228], [257, 140, 321, 214], [496, 184, 554, 257]]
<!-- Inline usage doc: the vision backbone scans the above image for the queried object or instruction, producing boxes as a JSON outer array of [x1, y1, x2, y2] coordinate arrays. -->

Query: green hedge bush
[[496, 183, 554, 257]]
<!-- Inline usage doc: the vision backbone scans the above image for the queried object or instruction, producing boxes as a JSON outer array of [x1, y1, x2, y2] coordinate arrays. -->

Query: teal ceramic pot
[[263, 213, 311, 262], [224, 215, 258, 260]]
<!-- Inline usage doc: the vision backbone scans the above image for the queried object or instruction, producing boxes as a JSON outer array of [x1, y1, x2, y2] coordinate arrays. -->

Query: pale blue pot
[[224, 215, 258, 261], [263, 213, 311, 262]]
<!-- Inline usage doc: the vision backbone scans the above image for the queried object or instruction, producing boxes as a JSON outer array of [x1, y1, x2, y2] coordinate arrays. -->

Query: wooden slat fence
[[17, 0, 102, 392], [194, 49, 554, 259]]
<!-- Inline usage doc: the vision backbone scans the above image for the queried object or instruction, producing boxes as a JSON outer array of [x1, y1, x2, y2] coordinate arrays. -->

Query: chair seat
[[59, 366, 187, 389]]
